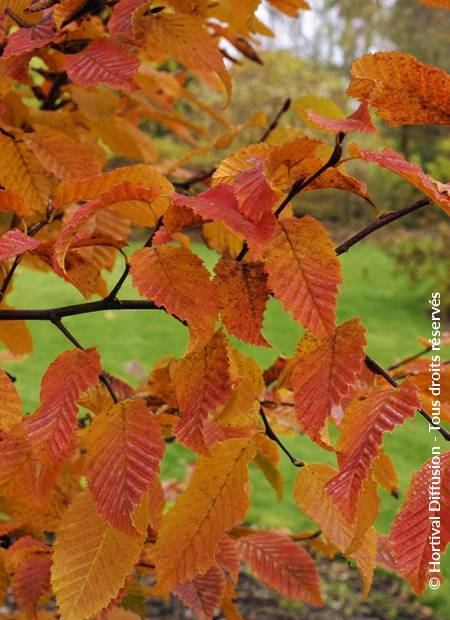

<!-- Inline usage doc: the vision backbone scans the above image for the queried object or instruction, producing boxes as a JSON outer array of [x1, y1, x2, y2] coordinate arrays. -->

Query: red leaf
[[388, 452, 450, 594], [3, 15, 55, 59], [13, 553, 52, 616], [326, 380, 420, 520], [86, 399, 165, 535], [237, 530, 323, 605], [172, 331, 232, 453], [292, 319, 367, 442], [0, 229, 40, 262], [233, 159, 279, 223], [308, 100, 376, 134], [264, 216, 341, 335], [172, 185, 276, 247], [109, 0, 147, 39], [26, 348, 101, 464], [174, 565, 226, 620], [360, 148, 450, 216], [64, 39, 139, 89]]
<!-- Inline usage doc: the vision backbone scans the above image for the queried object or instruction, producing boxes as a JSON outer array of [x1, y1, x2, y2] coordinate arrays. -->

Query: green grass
[[3, 242, 449, 610]]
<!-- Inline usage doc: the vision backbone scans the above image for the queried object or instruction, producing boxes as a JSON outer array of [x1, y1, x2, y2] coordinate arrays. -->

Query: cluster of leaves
[[0, 0, 449, 618]]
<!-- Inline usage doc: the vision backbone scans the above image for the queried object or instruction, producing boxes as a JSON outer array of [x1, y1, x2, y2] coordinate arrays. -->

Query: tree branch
[[365, 355, 450, 441], [259, 406, 304, 467], [0, 299, 158, 321], [335, 198, 430, 255]]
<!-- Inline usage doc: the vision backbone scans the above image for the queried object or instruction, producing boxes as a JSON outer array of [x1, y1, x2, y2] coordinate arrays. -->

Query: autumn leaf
[[294, 463, 377, 594], [86, 398, 164, 535], [359, 148, 450, 216], [237, 530, 323, 605], [172, 185, 277, 248], [348, 51, 450, 125], [214, 258, 270, 347], [0, 229, 40, 262], [109, 0, 147, 39], [171, 330, 232, 453], [0, 422, 36, 500], [264, 216, 342, 335], [174, 565, 226, 620], [325, 380, 420, 520], [307, 100, 376, 134], [26, 348, 102, 464], [388, 452, 450, 594], [0, 367, 22, 431], [12, 550, 52, 617], [130, 245, 219, 346], [23, 125, 102, 181], [65, 39, 139, 89], [154, 438, 255, 592], [292, 318, 367, 442], [0, 302, 33, 355], [372, 449, 399, 498], [2, 14, 55, 58], [52, 489, 148, 620], [0, 130, 50, 213], [0, 188, 29, 216]]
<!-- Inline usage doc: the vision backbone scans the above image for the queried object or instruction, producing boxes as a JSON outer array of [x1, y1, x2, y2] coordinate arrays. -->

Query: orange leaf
[[23, 125, 102, 181], [360, 148, 450, 216], [0, 188, 29, 216], [130, 245, 219, 346], [65, 39, 139, 89], [86, 398, 164, 535], [172, 331, 232, 453], [0, 302, 33, 355], [52, 489, 149, 620], [326, 380, 420, 520], [307, 100, 376, 134], [26, 348, 102, 464], [0, 229, 40, 262], [292, 318, 367, 441], [264, 216, 341, 335], [174, 565, 226, 620], [0, 367, 22, 431], [154, 438, 255, 592], [214, 258, 270, 347], [237, 530, 323, 605], [348, 51, 450, 126], [109, 0, 147, 39], [388, 452, 450, 594], [0, 423, 36, 499], [372, 449, 399, 498]]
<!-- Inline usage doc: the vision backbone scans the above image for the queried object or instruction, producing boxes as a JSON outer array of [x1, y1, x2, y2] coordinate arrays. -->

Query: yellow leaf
[[52, 490, 148, 620], [293, 95, 344, 130], [154, 438, 255, 592]]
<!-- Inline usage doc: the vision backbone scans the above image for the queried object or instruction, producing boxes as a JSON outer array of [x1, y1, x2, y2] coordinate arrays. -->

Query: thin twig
[[0, 299, 159, 321], [365, 355, 450, 441], [106, 217, 164, 301], [51, 317, 119, 404], [388, 344, 433, 371], [335, 198, 430, 255], [259, 97, 291, 142], [259, 406, 304, 467]]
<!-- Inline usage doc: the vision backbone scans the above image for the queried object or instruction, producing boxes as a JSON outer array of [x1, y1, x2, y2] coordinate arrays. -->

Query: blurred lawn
[[3, 241, 448, 610]]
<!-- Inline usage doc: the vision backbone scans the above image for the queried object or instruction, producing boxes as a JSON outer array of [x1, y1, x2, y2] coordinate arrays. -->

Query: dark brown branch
[[259, 406, 304, 467], [0, 299, 158, 321], [259, 97, 291, 142], [365, 355, 450, 441], [335, 198, 430, 255]]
